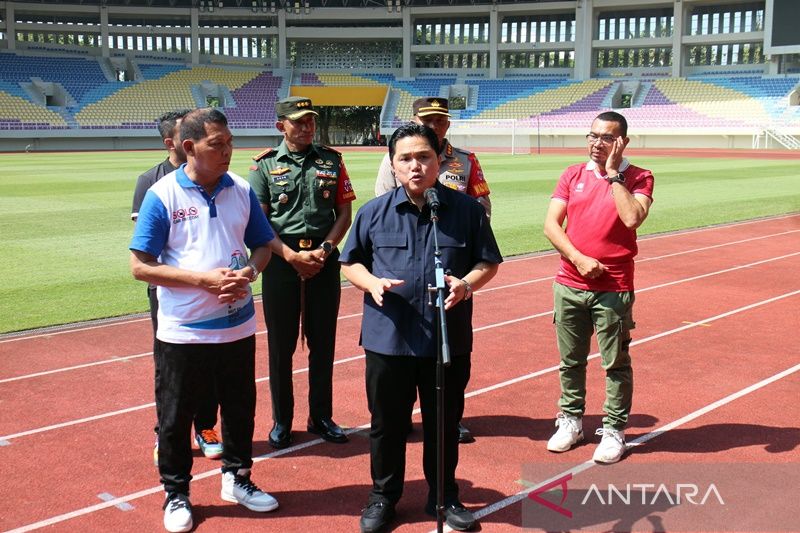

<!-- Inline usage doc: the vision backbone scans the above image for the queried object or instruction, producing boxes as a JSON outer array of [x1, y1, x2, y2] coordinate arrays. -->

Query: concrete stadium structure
[[0, 0, 798, 151]]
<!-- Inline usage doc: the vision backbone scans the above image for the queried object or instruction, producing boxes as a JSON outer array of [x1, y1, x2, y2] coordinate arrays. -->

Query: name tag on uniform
[[443, 172, 466, 182]]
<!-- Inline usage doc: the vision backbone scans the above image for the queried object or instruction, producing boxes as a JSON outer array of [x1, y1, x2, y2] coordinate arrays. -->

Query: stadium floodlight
[[252, 0, 258, 12], [270, 1, 276, 13], [218, 0, 224, 8], [294, 1, 300, 14], [386, 0, 392, 13]]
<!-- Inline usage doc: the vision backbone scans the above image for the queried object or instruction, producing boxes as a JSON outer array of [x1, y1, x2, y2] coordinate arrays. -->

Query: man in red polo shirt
[[543, 111, 654, 464]]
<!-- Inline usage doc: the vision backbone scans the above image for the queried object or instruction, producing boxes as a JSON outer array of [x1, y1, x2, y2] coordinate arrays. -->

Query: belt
[[281, 235, 323, 251]]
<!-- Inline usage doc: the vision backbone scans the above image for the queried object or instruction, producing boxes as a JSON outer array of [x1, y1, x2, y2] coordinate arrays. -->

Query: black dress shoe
[[458, 422, 475, 444], [360, 501, 395, 533], [268, 423, 292, 449], [307, 417, 348, 443], [425, 502, 476, 531]]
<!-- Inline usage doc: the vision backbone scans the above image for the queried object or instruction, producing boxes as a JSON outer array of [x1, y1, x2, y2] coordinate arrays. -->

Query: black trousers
[[157, 336, 257, 495], [149, 285, 219, 435], [262, 248, 341, 427], [365, 350, 471, 507]]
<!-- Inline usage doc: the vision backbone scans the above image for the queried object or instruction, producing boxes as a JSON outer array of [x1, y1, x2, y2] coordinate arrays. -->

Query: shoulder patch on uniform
[[252, 147, 275, 161], [451, 145, 472, 156], [319, 145, 342, 156]]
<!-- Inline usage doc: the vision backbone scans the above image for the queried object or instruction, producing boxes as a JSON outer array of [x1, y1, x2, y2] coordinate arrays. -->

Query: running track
[[1, 214, 799, 532]]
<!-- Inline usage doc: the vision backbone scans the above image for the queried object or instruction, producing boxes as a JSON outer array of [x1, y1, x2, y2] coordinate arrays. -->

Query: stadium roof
[[10, 0, 566, 7]]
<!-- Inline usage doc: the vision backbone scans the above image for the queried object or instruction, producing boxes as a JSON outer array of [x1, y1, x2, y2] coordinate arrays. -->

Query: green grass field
[[1, 148, 798, 334]]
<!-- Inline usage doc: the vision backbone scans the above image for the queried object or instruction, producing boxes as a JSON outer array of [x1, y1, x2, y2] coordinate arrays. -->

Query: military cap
[[276, 96, 319, 120], [413, 97, 450, 117]]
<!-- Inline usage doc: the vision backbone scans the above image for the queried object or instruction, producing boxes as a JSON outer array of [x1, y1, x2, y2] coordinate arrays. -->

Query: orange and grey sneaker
[[195, 429, 223, 459]]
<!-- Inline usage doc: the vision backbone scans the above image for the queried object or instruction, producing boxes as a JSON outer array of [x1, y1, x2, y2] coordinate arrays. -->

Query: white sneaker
[[593, 427, 626, 464], [163, 493, 193, 533], [221, 469, 279, 512], [546, 413, 583, 452]]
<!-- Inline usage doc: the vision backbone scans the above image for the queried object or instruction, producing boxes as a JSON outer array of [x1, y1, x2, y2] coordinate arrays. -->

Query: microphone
[[424, 187, 440, 211]]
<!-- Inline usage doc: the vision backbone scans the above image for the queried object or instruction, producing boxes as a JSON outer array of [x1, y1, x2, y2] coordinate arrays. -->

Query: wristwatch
[[319, 241, 333, 256], [246, 261, 260, 283], [461, 278, 473, 300], [606, 173, 626, 185]]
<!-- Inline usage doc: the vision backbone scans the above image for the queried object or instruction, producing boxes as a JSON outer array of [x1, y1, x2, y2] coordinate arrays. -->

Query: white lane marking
[[2, 254, 798, 439], [439, 360, 800, 533], [0, 352, 153, 384], [6, 291, 799, 533], [0, 353, 368, 442], [4, 234, 798, 382], [3, 215, 796, 344]]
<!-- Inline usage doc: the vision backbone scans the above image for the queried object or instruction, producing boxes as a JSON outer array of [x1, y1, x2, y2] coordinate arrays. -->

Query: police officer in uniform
[[375, 97, 491, 219], [248, 96, 356, 449], [374, 97, 491, 444]]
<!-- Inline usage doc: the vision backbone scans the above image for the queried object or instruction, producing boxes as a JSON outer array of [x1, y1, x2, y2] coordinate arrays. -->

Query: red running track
[[1, 214, 799, 532]]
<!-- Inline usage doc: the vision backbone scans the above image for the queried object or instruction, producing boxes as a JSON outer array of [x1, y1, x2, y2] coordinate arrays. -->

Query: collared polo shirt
[[551, 159, 654, 292], [340, 182, 502, 357], [130, 164, 274, 344]]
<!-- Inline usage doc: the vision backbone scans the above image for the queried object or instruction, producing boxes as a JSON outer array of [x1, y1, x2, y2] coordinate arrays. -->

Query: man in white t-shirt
[[130, 108, 278, 533]]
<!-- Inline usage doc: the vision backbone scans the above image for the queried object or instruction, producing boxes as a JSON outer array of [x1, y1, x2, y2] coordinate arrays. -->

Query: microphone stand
[[426, 202, 450, 533]]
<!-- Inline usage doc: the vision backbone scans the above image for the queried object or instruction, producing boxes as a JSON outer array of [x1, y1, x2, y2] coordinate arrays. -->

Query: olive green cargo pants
[[553, 282, 635, 430]]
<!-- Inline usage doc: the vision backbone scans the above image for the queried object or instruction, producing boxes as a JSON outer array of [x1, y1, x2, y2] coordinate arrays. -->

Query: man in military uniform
[[248, 96, 356, 450], [374, 97, 491, 444], [375, 97, 491, 219]]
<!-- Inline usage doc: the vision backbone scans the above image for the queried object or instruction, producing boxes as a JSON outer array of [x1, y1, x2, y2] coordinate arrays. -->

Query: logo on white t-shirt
[[229, 250, 247, 270], [172, 206, 199, 224]]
